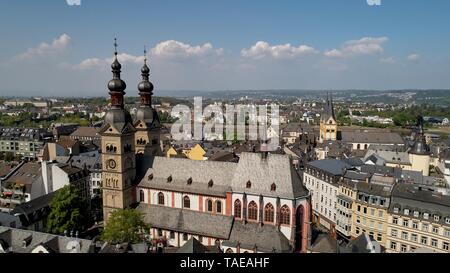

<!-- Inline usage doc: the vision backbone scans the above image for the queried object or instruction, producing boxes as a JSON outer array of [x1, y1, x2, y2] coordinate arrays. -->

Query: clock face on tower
[[108, 159, 117, 169]]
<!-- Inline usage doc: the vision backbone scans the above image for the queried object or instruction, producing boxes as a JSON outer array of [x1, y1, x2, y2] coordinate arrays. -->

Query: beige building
[[351, 182, 393, 246], [386, 184, 450, 253]]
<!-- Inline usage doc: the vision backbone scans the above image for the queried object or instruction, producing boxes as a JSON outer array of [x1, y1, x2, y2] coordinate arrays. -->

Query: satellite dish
[[66, 240, 81, 253]]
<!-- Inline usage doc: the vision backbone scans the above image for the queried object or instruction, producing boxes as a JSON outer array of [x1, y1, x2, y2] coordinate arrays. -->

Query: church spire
[[137, 45, 154, 107], [107, 38, 127, 109]]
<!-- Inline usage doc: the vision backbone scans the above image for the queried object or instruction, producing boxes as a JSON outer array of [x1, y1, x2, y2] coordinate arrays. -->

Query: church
[[99, 40, 311, 253]]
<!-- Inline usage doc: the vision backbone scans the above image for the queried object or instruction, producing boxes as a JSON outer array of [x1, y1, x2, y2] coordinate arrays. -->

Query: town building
[[0, 128, 49, 159], [0, 226, 93, 253], [386, 184, 450, 253]]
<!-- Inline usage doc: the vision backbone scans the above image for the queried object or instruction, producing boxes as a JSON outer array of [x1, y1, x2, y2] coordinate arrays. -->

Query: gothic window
[[248, 201, 258, 221], [271, 183, 276, 192], [158, 192, 165, 205], [139, 190, 145, 202], [234, 200, 242, 218], [280, 205, 291, 225], [226, 248, 234, 253], [216, 201, 222, 214], [183, 196, 190, 209], [207, 199, 213, 212], [264, 203, 275, 223]]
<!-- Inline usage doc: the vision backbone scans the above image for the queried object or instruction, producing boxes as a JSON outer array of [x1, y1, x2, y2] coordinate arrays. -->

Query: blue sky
[[0, 0, 449, 96]]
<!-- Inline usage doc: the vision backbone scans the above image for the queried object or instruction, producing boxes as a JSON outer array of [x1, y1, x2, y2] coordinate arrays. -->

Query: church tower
[[409, 116, 431, 176], [319, 92, 337, 143], [134, 46, 162, 156], [100, 39, 137, 222]]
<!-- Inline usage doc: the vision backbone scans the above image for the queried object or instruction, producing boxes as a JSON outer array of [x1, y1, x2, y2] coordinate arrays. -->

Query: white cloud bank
[[324, 37, 389, 58], [407, 53, 420, 61], [15, 34, 71, 60], [76, 40, 223, 70], [241, 41, 318, 60]]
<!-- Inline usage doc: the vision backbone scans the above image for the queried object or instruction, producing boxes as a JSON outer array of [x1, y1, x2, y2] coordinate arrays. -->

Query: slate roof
[[176, 237, 213, 253], [136, 203, 234, 239], [364, 150, 411, 165], [231, 153, 308, 199], [307, 159, 352, 176], [389, 184, 450, 223], [309, 233, 337, 253], [221, 221, 292, 253], [340, 131, 405, 145], [70, 126, 100, 139], [0, 226, 92, 253]]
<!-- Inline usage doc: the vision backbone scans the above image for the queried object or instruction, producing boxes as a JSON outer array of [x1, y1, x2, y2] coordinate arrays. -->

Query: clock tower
[[99, 39, 136, 222]]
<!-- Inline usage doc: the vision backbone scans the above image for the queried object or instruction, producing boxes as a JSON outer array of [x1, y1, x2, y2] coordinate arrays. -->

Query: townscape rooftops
[[3, 162, 42, 187], [307, 159, 352, 176], [70, 126, 100, 138], [0, 226, 92, 253]]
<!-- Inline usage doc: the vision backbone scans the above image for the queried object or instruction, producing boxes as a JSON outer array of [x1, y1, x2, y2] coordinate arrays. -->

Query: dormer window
[[271, 183, 276, 192], [393, 207, 399, 213], [246, 181, 251, 189], [187, 177, 193, 185], [167, 175, 172, 183], [208, 179, 213, 188], [445, 218, 450, 225], [148, 173, 154, 181], [404, 209, 410, 216], [423, 213, 429, 220], [413, 211, 420, 218], [434, 215, 440, 222]]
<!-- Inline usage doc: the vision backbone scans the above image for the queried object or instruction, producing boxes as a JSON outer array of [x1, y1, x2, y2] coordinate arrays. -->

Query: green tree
[[101, 209, 149, 244], [46, 185, 91, 235]]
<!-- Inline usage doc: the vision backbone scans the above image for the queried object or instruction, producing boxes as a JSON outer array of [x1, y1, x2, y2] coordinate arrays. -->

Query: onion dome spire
[[107, 38, 127, 109], [138, 45, 154, 107]]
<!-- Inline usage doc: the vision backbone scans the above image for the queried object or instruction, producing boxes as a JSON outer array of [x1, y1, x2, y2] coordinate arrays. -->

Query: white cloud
[[152, 40, 223, 59], [407, 53, 420, 61], [75, 40, 222, 70], [324, 49, 344, 58], [324, 36, 388, 58], [16, 34, 71, 60], [66, 0, 81, 6], [241, 41, 318, 60], [75, 53, 145, 70], [380, 57, 396, 64]]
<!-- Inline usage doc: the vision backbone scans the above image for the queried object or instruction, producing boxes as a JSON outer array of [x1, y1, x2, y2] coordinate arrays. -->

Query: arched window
[[271, 183, 276, 192], [248, 201, 258, 221], [234, 200, 242, 218], [226, 248, 234, 253], [139, 190, 145, 202], [246, 181, 251, 189], [158, 192, 165, 205], [183, 196, 190, 209], [264, 203, 274, 223], [357, 144, 361, 150], [329, 120, 333, 125], [364, 144, 368, 150], [216, 201, 222, 214], [280, 205, 291, 225], [207, 199, 213, 212]]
